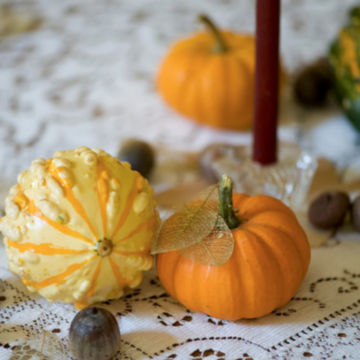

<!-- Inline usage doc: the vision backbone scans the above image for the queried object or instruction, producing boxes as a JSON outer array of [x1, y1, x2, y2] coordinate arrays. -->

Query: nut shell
[[308, 191, 350, 229], [69, 307, 121, 360], [118, 139, 155, 178], [293, 58, 333, 108]]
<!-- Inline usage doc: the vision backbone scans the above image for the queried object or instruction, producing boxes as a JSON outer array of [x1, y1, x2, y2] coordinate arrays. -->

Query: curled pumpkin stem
[[198, 14, 229, 53], [219, 175, 241, 229]]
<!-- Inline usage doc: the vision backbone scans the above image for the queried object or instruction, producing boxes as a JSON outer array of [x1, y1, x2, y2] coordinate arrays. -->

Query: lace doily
[[1, 237, 360, 359], [1, 0, 360, 359], [0, 0, 359, 195]]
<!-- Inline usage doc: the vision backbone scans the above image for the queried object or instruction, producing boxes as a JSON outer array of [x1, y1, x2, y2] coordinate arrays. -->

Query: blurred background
[[1, 3, 360, 358], [0, 0, 359, 201]]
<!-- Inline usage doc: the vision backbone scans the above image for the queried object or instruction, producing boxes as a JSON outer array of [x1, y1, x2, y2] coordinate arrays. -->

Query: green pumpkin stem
[[198, 14, 229, 53], [219, 174, 241, 229]]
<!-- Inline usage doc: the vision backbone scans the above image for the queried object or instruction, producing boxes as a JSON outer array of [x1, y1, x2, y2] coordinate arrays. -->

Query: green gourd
[[329, 7, 360, 133]]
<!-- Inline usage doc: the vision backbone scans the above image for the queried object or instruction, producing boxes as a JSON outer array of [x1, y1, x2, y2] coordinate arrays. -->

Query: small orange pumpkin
[[157, 15, 284, 131], [156, 175, 310, 320]]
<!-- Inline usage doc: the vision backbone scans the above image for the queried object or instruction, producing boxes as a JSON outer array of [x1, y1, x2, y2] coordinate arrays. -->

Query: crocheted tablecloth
[[0, 0, 360, 359]]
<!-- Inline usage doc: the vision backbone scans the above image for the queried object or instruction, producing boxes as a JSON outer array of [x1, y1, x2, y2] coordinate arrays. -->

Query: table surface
[[1, 0, 360, 359]]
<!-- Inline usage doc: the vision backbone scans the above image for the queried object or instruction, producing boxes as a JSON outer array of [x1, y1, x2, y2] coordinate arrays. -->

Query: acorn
[[308, 191, 350, 229], [351, 195, 360, 231], [69, 307, 121, 360], [293, 58, 333, 108], [118, 139, 155, 178]]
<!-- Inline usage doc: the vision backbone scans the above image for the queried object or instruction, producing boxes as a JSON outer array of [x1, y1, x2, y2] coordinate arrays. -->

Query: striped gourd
[[329, 7, 360, 133], [0, 147, 159, 308]]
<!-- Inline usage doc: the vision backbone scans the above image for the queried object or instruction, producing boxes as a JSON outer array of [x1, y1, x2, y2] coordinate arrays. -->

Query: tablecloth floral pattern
[[0, 0, 360, 359], [1, 237, 360, 359]]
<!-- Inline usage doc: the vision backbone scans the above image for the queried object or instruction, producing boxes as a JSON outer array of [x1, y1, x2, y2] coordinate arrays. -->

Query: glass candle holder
[[205, 142, 317, 212]]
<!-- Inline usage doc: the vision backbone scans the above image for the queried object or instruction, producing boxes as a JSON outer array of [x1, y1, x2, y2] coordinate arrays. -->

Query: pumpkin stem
[[219, 174, 241, 229], [198, 14, 229, 53]]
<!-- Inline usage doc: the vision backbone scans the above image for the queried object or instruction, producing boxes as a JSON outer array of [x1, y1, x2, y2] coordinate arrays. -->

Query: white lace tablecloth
[[1, 0, 360, 359]]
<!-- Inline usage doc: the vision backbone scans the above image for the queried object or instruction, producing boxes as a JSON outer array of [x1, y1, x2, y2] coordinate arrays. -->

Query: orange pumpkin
[[157, 15, 284, 131], [156, 175, 310, 320]]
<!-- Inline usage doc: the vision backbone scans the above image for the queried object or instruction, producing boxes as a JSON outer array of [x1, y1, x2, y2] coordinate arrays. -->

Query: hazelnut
[[293, 58, 333, 108], [118, 139, 155, 178], [308, 191, 350, 229]]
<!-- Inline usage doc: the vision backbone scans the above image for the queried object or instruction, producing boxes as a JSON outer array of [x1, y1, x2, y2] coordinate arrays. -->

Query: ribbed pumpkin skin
[[157, 31, 256, 130], [156, 194, 311, 321]]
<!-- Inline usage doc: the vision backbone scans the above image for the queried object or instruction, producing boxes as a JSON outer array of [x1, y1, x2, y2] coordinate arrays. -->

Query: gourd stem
[[96, 239, 113, 257], [219, 175, 241, 229], [198, 14, 229, 53]]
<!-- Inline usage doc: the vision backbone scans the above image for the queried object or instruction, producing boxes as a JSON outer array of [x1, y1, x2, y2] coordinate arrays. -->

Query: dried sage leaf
[[179, 215, 234, 266], [152, 184, 234, 266], [151, 184, 219, 253]]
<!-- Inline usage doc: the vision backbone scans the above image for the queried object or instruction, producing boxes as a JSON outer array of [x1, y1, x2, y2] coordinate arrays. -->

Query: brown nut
[[308, 191, 350, 229], [293, 58, 333, 108], [69, 307, 121, 360], [351, 195, 360, 231], [118, 139, 155, 178]]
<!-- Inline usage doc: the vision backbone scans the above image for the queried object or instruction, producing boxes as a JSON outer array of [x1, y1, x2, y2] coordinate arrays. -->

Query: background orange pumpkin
[[157, 15, 284, 131], [156, 176, 310, 320]]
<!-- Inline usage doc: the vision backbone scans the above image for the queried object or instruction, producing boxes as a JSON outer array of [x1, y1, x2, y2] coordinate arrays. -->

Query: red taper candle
[[253, 0, 281, 165]]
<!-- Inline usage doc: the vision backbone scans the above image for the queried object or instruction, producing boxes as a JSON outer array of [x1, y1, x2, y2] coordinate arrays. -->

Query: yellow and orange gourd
[[156, 176, 311, 320], [1, 147, 159, 308]]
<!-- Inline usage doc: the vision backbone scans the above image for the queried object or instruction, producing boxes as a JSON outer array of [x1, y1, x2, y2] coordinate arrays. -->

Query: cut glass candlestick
[[206, 142, 317, 211]]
